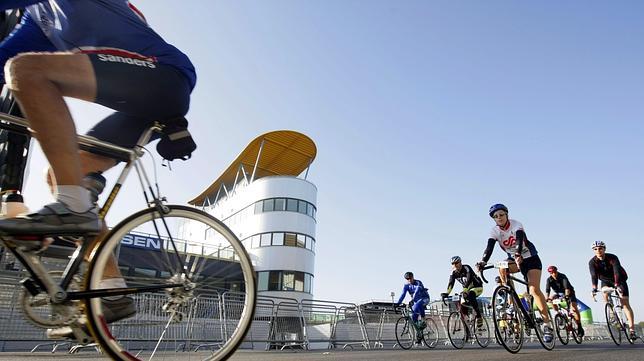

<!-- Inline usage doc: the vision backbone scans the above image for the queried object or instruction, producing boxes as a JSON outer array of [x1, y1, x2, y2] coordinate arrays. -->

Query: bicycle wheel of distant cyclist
[[533, 307, 555, 350], [422, 317, 439, 348], [395, 316, 414, 349], [571, 321, 583, 344], [447, 312, 466, 349], [491, 285, 524, 354], [605, 303, 622, 346], [555, 314, 569, 345], [85, 205, 256, 361], [474, 316, 490, 348]]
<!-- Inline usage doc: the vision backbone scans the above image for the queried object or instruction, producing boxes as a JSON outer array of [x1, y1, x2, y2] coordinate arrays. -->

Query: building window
[[297, 234, 306, 248], [256, 271, 314, 293], [272, 232, 284, 246], [260, 233, 272, 247], [274, 198, 286, 211], [286, 199, 298, 212], [254, 202, 263, 214], [284, 233, 297, 247], [263, 199, 274, 212]]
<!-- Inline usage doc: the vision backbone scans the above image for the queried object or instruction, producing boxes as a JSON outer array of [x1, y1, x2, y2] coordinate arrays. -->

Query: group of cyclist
[[396, 203, 638, 345]]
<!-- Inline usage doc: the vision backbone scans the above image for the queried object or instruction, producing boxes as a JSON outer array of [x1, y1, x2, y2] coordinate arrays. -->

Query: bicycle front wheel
[[555, 314, 569, 345], [85, 205, 256, 361], [605, 303, 622, 346], [447, 312, 466, 349], [492, 285, 524, 354], [395, 316, 414, 350]]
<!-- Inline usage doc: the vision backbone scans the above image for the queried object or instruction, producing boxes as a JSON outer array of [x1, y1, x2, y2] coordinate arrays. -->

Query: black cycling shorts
[[519, 255, 542, 278], [601, 280, 630, 297], [85, 53, 192, 149]]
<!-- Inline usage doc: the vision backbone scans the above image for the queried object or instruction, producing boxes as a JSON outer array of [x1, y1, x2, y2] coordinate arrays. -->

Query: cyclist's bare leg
[[47, 151, 121, 279], [5, 52, 96, 189], [571, 301, 581, 323], [621, 297, 635, 330], [526, 268, 550, 323]]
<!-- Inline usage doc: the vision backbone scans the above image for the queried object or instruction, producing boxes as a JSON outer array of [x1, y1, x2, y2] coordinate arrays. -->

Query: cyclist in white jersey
[[476, 203, 553, 342]]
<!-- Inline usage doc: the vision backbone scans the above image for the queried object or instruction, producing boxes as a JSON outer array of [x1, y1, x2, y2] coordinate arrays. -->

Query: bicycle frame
[[0, 112, 184, 305]]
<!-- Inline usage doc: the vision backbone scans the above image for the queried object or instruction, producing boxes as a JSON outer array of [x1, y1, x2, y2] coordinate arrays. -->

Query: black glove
[[476, 261, 486, 271], [408, 300, 414, 308], [440, 292, 449, 300]]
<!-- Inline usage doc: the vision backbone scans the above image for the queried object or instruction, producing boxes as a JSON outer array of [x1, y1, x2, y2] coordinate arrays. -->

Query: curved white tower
[[189, 131, 317, 302]]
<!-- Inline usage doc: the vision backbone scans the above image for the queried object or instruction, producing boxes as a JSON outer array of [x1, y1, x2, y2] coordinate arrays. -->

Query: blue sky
[[21, 1, 644, 322]]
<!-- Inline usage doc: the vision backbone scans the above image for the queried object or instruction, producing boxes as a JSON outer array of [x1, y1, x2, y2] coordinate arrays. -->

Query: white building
[[189, 130, 317, 301]]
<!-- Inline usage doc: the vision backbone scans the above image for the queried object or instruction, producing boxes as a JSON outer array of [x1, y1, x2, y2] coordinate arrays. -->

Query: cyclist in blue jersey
[[0, 0, 196, 234], [0, 0, 196, 339], [396, 271, 430, 342]]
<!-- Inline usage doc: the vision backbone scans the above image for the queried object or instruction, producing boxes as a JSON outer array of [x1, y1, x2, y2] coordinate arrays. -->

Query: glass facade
[[243, 232, 315, 252], [257, 270, 314, 293]]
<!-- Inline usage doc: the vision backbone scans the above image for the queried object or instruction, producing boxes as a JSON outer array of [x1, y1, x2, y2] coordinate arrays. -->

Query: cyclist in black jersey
[[441, 256, 484, 329], [545, 265, 584, 337], [589, 241, 636, 340]]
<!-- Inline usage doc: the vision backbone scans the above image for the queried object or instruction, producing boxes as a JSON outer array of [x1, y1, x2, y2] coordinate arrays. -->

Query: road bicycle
[[393, 303, 439, 349], [549, 294, 582, 345], [0, 112, 257, 360], [593, 286, 635, 346], [480, 261, 555, 354], [442, 293, 490, 349]]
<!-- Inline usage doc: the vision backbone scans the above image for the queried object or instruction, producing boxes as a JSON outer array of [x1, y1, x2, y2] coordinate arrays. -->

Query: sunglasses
[[592, 247, 605, 251], [492, 213, 507, 219]]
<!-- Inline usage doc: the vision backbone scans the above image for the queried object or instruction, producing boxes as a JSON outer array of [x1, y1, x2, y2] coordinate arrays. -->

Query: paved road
[[0, 341, 642, 361]]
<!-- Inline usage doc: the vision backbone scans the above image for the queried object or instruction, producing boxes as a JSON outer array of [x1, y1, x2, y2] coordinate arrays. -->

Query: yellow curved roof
[[189, 130, 317, 205]]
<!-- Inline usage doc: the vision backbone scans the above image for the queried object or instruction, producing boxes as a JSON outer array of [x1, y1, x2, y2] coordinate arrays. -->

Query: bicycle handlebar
[[477, 263, 495, 284]]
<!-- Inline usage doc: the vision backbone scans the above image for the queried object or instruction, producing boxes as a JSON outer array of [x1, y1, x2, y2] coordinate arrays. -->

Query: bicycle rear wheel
[[447, 312, 466, 349], [571, 321, 583, 344], [605, 303, 622, 346], [491, 285, 524, 354], [422, 317, 439, 348], [555, 314, 569, 345], [474, 316, 490, 348], [395, 316, 414, 349], [533, 307, 555, 350], [85, 205, 256, 361]]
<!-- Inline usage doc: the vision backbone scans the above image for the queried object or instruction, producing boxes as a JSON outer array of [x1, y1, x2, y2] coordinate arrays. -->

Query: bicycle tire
[[474, 316, 490, 348], [571, 321, 583, 344], [491, 285, 523, 354], [532, 307, 555, 350], [447, 312, 466, 349], [422, 317, 439, 348], [85, 205, 257, 361], [395, 316, 414, 350], [555, 314, 569, 345], [605, 303, 622, 346]]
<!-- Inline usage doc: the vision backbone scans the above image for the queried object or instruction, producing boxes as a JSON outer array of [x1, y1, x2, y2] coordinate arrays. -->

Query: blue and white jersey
[[396, 280, 429, 304], [489, 219, 538, 259], [0, 0, 196, 88]]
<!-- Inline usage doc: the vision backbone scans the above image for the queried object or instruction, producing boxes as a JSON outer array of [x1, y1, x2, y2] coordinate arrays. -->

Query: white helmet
[[591, 240, 606, 249]]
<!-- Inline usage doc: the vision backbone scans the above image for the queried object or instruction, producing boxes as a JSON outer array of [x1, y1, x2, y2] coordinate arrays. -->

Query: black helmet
[[404, 271, 414, 280], [489, 203, 508, 217], [451, 256, 462, 264]]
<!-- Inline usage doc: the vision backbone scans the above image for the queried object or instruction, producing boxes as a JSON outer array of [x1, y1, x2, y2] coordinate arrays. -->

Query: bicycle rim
[[492, 285, 523, 354], [423, 317, 439, 348], [474, 317, 490, 348], [533, 307, 555, 350], [395, 317, 413, 349], [85, 205, 257, 361], [447, 312, 466, 349], [555, 314, 569, 345], [605, 303, 622, 346]]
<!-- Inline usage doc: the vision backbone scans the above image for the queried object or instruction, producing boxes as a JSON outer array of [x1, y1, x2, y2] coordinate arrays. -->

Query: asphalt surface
[[0, 340, 642, 361]]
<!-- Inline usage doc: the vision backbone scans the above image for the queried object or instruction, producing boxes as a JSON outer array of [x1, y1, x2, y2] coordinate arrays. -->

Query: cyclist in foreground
[[396, 271, 430, 343], [545, 265, 584, 337], [476, 203, 553, 342], [0, 0, 196, 337], [440, 256, 485, 329], [589, 241, 637, 341]]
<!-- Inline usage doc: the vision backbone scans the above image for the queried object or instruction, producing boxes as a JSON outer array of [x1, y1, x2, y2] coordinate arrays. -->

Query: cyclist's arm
[[396, 284, 409, 305], [545, 277, 551, 295], [481, 238, 496, 263], [0, 12, 56, 83], [411, 280, 423, 300], [561, 275, 571, 291], [446, 273, 456, 295], [515, 229, 527, 256], [589, 259, 598, 290], [609, 255, 624, 285]]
